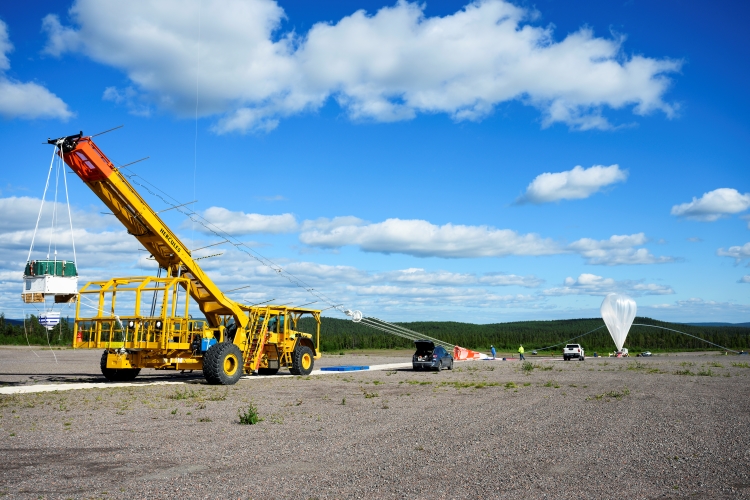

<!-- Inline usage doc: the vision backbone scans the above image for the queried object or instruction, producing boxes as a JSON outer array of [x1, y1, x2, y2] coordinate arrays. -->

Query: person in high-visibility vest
[[518, 345, 525, 361]]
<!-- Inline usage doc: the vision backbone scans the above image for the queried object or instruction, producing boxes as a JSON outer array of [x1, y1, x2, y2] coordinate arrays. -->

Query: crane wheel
[[291, 345, 314, 376], [100, 350, 141, 382], [203, 342, 244, 385]]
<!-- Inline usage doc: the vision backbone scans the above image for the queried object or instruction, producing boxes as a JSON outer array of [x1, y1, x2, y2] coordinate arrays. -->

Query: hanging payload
[[22, 136, 79, 314], [600, 293, 636, 355], [22, 259, 78, 304]]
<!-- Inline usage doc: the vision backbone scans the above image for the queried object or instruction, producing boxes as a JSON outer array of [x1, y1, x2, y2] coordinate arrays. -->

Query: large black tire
[[100, 350, 140, 382], [203, 342, 244, 385], [290, 345, 314, 376], [436, 360, 443, 372], [448, 360, 454, 370], [257, 367, 279, 376]]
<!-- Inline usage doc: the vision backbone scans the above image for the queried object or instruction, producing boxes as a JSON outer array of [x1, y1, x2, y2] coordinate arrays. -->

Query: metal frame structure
[[54, 132, 322, 383]]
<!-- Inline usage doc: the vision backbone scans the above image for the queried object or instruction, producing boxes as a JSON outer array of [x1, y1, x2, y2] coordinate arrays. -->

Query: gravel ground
[[0, 347, 749, 499]]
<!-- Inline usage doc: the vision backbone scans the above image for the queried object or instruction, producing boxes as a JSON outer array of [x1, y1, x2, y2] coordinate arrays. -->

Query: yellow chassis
[[74, 275, 321, 374]]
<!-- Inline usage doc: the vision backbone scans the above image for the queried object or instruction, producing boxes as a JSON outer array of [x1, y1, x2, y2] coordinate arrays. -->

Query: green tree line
[[0, 313, 73, 346], [300, 316, 749, 353], [2, 313, 747, 353]]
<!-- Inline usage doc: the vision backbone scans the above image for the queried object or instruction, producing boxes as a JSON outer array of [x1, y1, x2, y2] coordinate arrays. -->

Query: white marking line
[[0, 359, 515, 395], [0, 362, 417, 395], [0, 380, 188, 395]]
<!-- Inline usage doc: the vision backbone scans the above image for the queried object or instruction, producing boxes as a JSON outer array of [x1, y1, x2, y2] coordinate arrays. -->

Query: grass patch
[[473, 382, 499, 389], [697, 368, 713, 377], [267, 414, 284, 424], [505, 381, 518, 389], [440, 381, 499, 389], [238, 402, 262, 425], [587, 388, 631, 401], [207, 389, 229, 401], [673, 369, 695, 376], [731, 362, 749, 368], [197, 417, 212, 422], [168, 388, 201, 400], [406, 380, 433, 385], [708, 362, 724, 368], [522, 361, 533, 372]]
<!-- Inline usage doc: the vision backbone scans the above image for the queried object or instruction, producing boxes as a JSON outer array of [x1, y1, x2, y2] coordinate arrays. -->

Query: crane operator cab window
[[267, 315, 285, 333]]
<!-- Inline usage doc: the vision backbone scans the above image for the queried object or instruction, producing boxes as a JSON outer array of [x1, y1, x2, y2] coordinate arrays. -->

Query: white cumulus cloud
[[671, 188, 750, 221], [477, 272, 544, 288], [299, 217, 560, 258], [567, 233, 675, 266], [42, 0, 680, 133], [542, 273, 673, 296], [717, 242, 750, 263], [646, 298, 750, 321], [739, 275, 750, 284], [0, 19, 72, 120], [377, 268, 542, 288], [190, 207, 298, 236], [300, 216, 675, 265], [517, 164, 627, 204]]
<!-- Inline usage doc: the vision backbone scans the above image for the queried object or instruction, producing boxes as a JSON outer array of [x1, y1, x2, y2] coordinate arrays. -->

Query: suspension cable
[[535, 324, 607, 352], [47, 152, 61, 261], [62, 150, 77, 267], [632, 323, 740, 353], [26, 142, 59, 264], [117, 170, 438, 346]]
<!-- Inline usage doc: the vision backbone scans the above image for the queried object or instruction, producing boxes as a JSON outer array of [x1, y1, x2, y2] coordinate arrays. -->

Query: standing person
[[518, 345, 525, 361], [490, 345, 496, 360]]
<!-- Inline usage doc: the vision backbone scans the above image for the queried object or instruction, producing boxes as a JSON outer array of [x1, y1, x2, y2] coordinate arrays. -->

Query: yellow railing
[[73, 276, 212, 349]]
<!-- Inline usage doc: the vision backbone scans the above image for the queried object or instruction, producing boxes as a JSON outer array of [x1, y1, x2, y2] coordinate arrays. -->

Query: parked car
[[413, 340, 453, 371], [639, 351, 652, 357], [531, 350, 538, 355], [563, 344, 585, 361]]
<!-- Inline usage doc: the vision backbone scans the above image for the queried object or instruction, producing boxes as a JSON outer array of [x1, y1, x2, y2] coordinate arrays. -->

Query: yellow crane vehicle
[[51, 132, 321, 384]]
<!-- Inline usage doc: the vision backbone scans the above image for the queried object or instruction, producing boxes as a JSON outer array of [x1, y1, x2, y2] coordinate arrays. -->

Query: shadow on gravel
[[0, 371, 206, 386], [0, 447, 181, 495]]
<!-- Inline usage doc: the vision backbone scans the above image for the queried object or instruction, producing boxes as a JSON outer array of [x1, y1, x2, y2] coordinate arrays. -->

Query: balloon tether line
[[632, 323, 740, 354], [535, 324, 606, 352]]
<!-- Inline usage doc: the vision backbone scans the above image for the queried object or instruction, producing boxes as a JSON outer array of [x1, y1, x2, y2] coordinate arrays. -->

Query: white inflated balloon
[[600, 293, 637, 351]]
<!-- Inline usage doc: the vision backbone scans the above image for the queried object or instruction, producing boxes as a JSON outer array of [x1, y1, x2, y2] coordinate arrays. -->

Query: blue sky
[[0, 0, 748, 323]]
